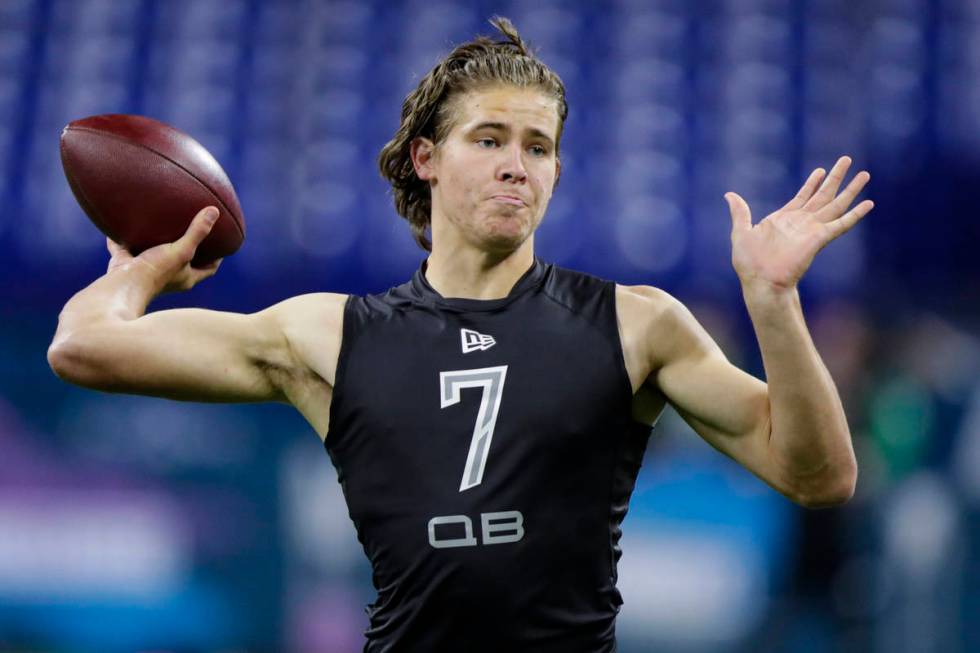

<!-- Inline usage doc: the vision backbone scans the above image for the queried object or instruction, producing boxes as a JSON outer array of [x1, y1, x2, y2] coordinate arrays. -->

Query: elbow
[[49, 311, 77, 381], [47, 333, 108, 389], [795, 464, 858, 510], [47, 336, 84, 383], [797, 484, 855, 510]]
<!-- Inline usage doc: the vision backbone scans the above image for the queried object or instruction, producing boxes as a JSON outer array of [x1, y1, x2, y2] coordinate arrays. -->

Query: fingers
[[816, 169, 871, 222], [191, 257, 222, 274], [198, 258, 222, 272], [724, 192, 753, 233], [781, 167, 826, 211], [105, 237, 137, 272], [804, 156, 851, 210], [186, 258, 222, 285], [825, 199, 874, 241]]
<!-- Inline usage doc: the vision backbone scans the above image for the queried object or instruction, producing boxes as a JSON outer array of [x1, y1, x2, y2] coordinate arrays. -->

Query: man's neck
[[424, 241, 535, 300]]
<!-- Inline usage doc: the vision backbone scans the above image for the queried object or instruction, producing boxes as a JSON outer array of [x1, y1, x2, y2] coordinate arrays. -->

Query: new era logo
[[461, 328, 496, 353]]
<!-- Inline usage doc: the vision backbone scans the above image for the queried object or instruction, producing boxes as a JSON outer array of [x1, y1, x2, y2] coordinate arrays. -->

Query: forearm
[[742, 282, 856, 497], [55, 263, 160, 337], [49, 262, 163, 382]]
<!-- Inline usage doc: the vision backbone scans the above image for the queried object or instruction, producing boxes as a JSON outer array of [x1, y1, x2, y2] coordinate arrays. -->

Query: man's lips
[[491, 195, 526, 206]]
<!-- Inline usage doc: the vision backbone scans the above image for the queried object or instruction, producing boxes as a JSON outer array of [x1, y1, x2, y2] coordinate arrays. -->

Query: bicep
[[650, 293, 798, 499], [657, 343, 768, 460], [51, 307, 289, 403]]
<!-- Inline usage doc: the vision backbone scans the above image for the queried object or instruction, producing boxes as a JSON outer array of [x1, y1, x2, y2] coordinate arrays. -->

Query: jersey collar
[[411, 257, 547, 312]]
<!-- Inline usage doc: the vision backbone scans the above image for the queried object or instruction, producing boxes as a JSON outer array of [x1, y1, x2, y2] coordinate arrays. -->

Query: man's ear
[[554, 157, 562, 188], [411, 137, 437, 181]]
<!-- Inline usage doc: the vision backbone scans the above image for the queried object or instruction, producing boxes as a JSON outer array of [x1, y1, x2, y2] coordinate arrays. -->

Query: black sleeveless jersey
[[325, 257, 653, 653]]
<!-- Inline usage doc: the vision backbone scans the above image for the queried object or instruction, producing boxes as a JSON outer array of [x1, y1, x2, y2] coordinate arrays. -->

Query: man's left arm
[[644, 156, 874, 509], [740, 281, 857, 508]]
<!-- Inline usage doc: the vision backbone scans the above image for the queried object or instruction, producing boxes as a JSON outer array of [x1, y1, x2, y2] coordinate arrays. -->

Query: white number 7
[[439, 366, 508, 492]]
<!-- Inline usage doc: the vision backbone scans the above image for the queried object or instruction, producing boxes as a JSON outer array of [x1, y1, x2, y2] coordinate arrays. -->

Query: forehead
[[451, 86, 560, 139]]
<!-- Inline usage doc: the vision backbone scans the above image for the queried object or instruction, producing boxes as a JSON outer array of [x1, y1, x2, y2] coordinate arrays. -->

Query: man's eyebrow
[[469, 121, 555, 147]]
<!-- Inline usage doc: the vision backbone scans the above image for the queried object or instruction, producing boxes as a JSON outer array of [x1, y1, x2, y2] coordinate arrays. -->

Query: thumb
[[106, 236, 128, 257], [179, 206, 219, 249], [724, 192, 752, 234]]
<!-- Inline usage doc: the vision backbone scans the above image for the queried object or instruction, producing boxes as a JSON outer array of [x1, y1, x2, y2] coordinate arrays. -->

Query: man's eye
[[477, 138, 497, 148], [529, 145, 547, 156]]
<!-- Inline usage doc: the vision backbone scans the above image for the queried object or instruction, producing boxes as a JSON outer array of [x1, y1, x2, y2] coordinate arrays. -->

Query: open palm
[[725, 156, 874, 290]]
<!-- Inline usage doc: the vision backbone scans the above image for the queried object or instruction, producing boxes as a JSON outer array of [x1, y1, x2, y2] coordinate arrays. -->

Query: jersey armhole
[[606, 281, 637, 408], [325, 294, 355, 449]]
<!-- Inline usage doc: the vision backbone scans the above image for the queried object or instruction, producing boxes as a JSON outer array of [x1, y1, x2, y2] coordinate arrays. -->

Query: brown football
[[60, 114, 245, 266]]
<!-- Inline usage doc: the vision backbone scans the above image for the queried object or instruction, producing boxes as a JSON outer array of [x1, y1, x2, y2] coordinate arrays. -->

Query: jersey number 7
[[439, 365, 508, 492]]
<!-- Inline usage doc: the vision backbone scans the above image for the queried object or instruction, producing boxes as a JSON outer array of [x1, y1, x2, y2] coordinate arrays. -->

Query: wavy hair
[[377, 16, 568, 252]]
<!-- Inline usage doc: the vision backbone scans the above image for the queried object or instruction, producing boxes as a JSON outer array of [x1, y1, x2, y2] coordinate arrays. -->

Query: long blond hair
[[377, 16, 568, 252]]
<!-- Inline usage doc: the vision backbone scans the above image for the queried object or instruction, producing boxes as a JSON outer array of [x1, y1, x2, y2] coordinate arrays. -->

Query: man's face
[[414, 85, 562, 254]]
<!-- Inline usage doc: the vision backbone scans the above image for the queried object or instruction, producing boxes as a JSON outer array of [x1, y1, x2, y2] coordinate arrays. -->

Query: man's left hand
[[724, 156, 874, 292]]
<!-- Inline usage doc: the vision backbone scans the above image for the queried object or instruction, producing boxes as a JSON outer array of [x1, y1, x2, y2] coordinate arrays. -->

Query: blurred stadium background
[[1, 0, 979, 651]]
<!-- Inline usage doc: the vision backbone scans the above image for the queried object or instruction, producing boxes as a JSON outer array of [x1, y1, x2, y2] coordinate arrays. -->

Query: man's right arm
[[50, 303, 290, 403], [47, 208, 343, 420]]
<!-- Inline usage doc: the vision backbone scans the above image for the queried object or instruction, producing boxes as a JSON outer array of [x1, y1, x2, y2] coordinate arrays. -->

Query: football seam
[[65, 125, 245, 240]]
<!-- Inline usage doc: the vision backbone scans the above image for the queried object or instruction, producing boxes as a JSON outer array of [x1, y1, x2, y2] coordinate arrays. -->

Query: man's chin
[[480, 224, 530, 254]]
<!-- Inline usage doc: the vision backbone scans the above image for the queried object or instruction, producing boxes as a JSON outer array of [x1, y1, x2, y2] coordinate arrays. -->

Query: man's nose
[[498, 144, 528, 182]]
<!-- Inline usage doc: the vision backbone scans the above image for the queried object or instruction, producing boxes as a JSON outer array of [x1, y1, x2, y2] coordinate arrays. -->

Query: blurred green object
[[868, 374, 933, 482]]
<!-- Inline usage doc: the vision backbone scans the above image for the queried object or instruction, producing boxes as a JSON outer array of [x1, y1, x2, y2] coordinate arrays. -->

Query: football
[[60, 114, 245, 266]]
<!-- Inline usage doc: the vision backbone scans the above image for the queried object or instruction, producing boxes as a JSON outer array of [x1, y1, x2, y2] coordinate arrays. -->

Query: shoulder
[[260, 292, 348, 329], [613, 285, 672, 378], [615, 284, 680, 325], [615, 284, 709, 368]]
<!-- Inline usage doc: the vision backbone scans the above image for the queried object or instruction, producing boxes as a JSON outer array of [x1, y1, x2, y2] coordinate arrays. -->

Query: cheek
[[532, 167, 554, 199], [455, 172, 481, 203]]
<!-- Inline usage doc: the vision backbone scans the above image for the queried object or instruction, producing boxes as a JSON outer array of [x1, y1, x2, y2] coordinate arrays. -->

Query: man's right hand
[[50, 202, 347, 440], [107, 206, 223, 294]]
